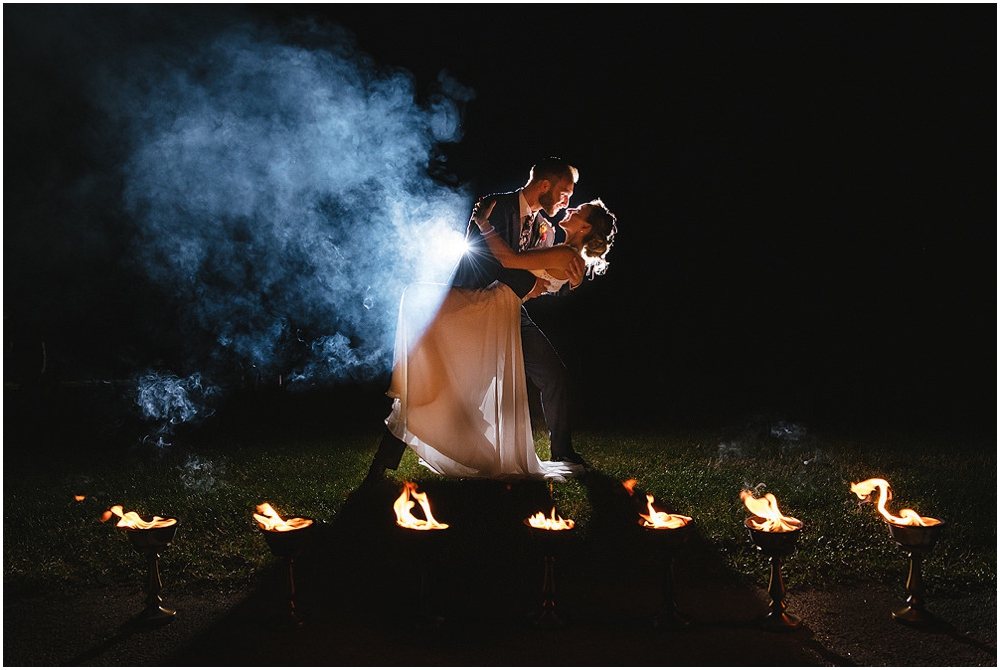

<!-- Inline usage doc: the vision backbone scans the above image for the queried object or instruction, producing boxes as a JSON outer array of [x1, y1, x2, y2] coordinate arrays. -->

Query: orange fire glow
[[102, 505, 177, 529], [640, 494, 692, 529], [850, 478, 941, 527], [393, 482, 448, 530], [254, 503, 314, 532], [622, 479, 638, 496], [740, 490, 802, 532], [527, 506, 575, 531], [74, 495, 86, 502]]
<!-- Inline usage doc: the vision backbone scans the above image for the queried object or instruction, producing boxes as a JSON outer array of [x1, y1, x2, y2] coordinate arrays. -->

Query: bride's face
[[559, 205, 593, 237]]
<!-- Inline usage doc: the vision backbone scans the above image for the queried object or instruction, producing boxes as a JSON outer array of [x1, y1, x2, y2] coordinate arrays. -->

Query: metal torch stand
[[139, 548, 176, 622], [258, 520, 316, 630], [285, 556, 304, 628], [125, 520, 179, 626], [654, 550, 690, 630], [535, 553, 564, 630], [746, 519, 802, 633], [763, 554, 801, 631], [886, 520, 945, 628]]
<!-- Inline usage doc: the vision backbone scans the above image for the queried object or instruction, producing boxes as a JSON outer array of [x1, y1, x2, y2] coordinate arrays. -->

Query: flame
[[622, 479, 638, 496], [103, 505, 177, 529], [850, 478, 941, 527], [253, 502, 314, 532], [639, 494, 691, 529], [74, 495, 86, 502], [740, 490, 802, 532], [393, 482, 448, 530], [527, 506, 575, 531]]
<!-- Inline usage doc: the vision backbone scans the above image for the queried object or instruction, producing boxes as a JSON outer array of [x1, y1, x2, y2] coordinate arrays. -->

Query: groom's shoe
[[363, 428, 408, 482], [553, 451, 587, 467]]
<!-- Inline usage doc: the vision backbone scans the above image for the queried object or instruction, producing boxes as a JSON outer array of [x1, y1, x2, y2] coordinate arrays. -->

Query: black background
[[5, 5, 994, 434]]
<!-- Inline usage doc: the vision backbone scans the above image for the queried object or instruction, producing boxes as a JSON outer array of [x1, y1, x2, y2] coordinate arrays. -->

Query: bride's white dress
[[384, 277, 582, 481]]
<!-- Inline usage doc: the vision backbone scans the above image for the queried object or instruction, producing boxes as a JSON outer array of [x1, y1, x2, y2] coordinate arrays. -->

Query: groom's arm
[[454, 195, 538, 298]]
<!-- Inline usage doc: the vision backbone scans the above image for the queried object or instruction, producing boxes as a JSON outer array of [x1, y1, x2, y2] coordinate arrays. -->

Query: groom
[[364, 157, 587, 482]]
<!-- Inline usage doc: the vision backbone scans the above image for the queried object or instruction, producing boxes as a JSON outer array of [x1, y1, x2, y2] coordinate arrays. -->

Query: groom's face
[[537, 177, 575, 218]]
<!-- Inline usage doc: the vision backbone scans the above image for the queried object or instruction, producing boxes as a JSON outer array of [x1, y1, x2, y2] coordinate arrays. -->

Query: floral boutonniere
[[538, 221, 549, 243]]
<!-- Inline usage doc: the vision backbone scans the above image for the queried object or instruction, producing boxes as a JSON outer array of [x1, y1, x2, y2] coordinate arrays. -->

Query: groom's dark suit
[[451, 190, 576, 462]]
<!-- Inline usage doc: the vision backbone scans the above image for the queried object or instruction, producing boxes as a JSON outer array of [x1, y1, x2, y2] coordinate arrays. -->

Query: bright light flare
[[254, 502, 314, 532], [393, 482, 448, 530], [408, 216, 469, 282], [740, 490, 802, 532], [850, 478, 941, 527], [640, 494, 692, 529]]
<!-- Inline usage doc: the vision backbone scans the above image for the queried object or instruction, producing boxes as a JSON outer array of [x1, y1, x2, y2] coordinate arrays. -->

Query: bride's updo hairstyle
[[581, 198, 617, 277]]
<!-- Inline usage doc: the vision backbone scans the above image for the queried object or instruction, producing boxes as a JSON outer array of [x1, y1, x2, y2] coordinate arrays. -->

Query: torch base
[[653, 610, 691, 631], [892, 605, 939, 628], [140, 604, 176, 621], [532, 607, 566, 631], [762, 611, 802, 632]]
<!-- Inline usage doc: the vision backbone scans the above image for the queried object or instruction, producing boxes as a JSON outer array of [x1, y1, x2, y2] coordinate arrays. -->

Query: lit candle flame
[[527, 506, 575, 531], [102, 505, 177, 529], [393, 482, 448, 530], [741, 490, 802, 532], [640, 494, 691, 529], [850, 478, 941, 527], [254, 502, 314, 532]]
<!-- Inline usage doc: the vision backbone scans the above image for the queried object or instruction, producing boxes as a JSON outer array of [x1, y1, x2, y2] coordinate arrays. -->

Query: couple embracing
[[365, 157, 617, 484]]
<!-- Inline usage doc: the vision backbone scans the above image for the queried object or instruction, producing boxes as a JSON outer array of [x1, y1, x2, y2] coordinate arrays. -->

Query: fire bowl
[[523, 520, 576, 534], [639, 519, 694, 550], [125, 518, 179, 551], [259, 519, 317, 558], [745, 517, 801, 557], [886, 520, 945, 553], [523, 519, 576, 552]]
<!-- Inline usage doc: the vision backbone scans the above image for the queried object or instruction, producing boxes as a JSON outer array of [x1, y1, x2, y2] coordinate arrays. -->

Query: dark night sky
[[4, 5, 994, 432]]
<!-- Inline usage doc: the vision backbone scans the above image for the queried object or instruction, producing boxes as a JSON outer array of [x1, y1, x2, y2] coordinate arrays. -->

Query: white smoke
[[82, 10, 473, 386]]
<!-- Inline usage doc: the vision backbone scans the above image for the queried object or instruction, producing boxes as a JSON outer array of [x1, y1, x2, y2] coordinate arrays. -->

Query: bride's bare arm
[[472, 198, 577, 273]]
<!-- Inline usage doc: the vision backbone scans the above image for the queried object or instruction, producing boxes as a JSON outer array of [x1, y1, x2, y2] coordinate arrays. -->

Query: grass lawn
[[3, 385, 995, 601]]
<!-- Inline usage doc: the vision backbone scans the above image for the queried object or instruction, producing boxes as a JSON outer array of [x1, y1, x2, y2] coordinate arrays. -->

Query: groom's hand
[[566, 256, 585, 289], [524, 277, 547, 301]]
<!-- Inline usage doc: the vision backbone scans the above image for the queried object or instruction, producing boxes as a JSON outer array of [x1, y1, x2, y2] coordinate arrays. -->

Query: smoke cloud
[[70, 9, 473, 388]]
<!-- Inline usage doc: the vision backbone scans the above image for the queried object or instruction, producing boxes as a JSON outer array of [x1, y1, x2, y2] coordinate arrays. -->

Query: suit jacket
[[451, 190, 546, 299]]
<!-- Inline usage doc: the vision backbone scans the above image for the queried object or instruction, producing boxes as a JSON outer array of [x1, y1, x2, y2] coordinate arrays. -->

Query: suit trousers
[[520, 309, 573, 460]]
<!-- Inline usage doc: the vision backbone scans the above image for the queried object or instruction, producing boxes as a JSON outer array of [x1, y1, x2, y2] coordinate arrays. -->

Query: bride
[[383, 197, 617, 481]]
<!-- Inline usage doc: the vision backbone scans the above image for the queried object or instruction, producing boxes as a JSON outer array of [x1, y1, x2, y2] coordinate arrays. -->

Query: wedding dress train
[[384, 281, 581, 481]]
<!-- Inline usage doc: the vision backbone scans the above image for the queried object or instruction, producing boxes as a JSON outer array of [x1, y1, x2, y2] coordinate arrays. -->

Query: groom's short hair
[[530, 157, 578, 186]]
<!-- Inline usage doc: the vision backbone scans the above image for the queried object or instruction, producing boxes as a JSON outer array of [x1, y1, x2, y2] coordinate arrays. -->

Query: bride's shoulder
[[551, 243, 580, 257]]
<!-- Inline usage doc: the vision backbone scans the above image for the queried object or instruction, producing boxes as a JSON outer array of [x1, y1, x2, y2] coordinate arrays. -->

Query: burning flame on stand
[[622, 479, 638, 496], [254, 503, 314, 531], [394, 482, 449, 530], [101, 505, 177, 529], [527, 507, 575, 531], [640, 494, 692, 529], [740, 491, 803, 532], [850, 478, 941, 527]]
